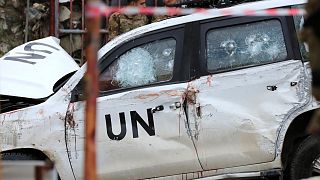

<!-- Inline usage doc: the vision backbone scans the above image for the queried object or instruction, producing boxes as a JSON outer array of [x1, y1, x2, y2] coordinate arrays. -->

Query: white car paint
[[0, 0, 317, 179], [0, 37, 79, 99], [190, 60, 307, 169], [67, 84, 203, 179]]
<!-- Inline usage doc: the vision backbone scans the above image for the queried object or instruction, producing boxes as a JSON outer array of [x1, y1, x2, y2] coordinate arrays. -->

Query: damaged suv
[[0, 0, 317, 179]]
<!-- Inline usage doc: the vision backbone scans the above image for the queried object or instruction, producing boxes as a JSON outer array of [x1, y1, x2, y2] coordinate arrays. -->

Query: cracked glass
[[99, 38, 176, 91], [206, 20, 287, 72]]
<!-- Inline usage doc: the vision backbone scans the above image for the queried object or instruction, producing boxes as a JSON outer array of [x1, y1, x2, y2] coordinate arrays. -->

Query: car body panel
[[0, 94, 75, 180], [0, 37, 79, 99], [1, 0, 317, 179], [188, 60, 307, 169], [66, 83, 203, 179]]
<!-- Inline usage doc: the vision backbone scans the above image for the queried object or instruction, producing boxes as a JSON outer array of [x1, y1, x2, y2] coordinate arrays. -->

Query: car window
[[293, 4, 309, 61], [99, 38, 176, 91], [206, 20, 287, 72]]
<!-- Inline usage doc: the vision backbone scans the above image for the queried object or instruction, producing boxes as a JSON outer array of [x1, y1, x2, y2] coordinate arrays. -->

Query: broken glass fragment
[[114, 47, 156, 87]]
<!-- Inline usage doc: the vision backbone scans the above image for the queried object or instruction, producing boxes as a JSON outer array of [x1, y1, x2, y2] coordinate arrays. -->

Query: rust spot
[[206, 75, 213, 87], [57, 112, 65, 121], [66, 111, 75, 128], [136, 93, 160, 99], [186, 87, 198, 104], [37, 109, 45, 117], [161, 90, 184, 96], [65, 103, 76, 128]]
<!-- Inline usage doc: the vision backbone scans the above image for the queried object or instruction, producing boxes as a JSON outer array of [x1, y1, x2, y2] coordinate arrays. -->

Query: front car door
[[189, 16, 308, 170], [66, 27, 203, 179]]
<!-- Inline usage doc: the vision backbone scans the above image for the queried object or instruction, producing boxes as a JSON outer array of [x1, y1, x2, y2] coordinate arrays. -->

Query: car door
[[66, 27, 203, 179], [188, 17, 308, 170]]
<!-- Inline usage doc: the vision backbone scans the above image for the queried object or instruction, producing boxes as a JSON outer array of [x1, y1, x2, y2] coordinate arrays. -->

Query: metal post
[[69, 0, 74, 58], [0, 102, 2, 180], [84, 0, 100, 180], [0, 156, 2, 180], [0, 103, 1, 180], [50, 0, 55, 36], [25, 0, 30, 43], [35, 166, 43, 180], [81, 0, 85, 65], [55, 0, 59, 37]]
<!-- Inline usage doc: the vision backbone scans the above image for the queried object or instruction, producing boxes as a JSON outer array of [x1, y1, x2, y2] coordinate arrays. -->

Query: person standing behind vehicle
[[107, 0, 149, 41], [300, 0, 320, 134], [151, 0, 178, 23]]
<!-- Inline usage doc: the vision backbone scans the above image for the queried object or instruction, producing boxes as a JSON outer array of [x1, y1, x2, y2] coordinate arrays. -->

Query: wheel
[[290, 136, 320, 180], [1, 151, 59, 180]]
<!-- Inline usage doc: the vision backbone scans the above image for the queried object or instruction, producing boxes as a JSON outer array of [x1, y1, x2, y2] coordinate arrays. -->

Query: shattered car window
[[293, 5, 309, 61], [206, 20, 287, 72], [100, 38, 176, 91]]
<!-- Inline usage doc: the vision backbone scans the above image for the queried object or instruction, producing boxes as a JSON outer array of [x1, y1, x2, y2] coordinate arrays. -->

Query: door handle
[[291, 82, 298, 86], [267, 86, 277, 91], [152, 105, 164, 113]]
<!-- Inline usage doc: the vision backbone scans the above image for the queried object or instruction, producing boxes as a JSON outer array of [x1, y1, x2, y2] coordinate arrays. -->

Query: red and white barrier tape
[[86, 2, 305, 17]]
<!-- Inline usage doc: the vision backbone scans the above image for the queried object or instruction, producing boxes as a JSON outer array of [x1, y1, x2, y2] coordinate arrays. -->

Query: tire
[[290, 136, 320, 180]]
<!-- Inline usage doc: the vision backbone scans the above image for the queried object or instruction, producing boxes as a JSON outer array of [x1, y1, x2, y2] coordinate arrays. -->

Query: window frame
[[291, 4, 309, 62], [199, 16, 298, 76], [98, 25, 186, 96]]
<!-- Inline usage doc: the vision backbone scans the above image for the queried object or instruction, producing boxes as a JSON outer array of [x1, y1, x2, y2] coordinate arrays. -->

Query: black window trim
[[199, 16, 299, 76], [97, 25, 187, 97], [290, 4, 308, 62]]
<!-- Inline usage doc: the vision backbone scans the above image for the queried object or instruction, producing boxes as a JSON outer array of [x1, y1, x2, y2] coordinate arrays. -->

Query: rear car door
[[67, 27, 203, 179], [189, 16, 308, 170]]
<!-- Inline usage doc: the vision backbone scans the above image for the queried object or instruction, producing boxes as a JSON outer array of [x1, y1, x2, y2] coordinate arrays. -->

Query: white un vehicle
[[0, 0, 317, 179]]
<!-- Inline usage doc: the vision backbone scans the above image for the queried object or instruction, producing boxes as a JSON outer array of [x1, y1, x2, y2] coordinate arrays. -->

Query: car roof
[[98, 0, 306, 59]]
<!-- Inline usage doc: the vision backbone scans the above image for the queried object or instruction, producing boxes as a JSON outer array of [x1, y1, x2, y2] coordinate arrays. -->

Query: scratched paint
[[65, 83, 203, 179], [0, 43, 316, 180], [187, 60, 308, 171], [0, 37, 82, 179], [0, 99, 75, 179], [275, 61, 313, 156], [1, 0, 319, 179]]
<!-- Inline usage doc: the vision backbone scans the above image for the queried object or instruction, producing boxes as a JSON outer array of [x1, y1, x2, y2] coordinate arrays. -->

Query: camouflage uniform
[[300, 0, 320, 133], [151, 15, 172, 23], [108, 12, 149, 41]]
